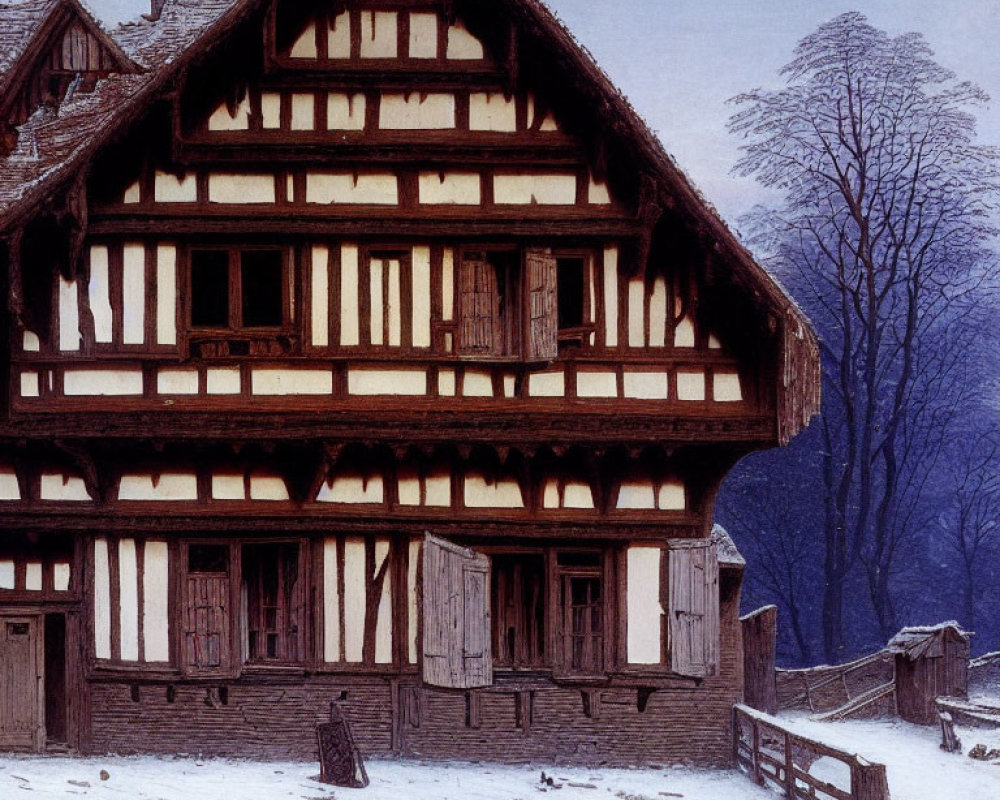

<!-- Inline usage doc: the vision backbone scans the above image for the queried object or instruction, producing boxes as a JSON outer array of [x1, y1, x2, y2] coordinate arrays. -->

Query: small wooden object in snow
[[938, 711, 961, 753], [316, 704, 369, 788]]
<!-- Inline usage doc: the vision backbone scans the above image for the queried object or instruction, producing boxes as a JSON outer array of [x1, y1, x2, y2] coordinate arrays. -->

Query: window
[[183, 544, 231, 674], [555, 255, 594, 344], [242, 543, 301, 663], [459, 249, 521, 357], [492, 554, 546, 668], [189, 248, 290, 331], [556, 552, 604, 675]]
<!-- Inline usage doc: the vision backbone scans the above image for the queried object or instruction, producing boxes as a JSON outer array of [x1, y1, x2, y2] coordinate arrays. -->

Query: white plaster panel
[[0, 561, 14, 589], [408, 539, 421, 664], [64, 369, 143, 396], [94, 538, 112, 659], [425, 473, 451, 507], [212, 474, 245, 501], [708, 333, 722, 350], [40, 474, 90, 501], [564, 482, 595, 509], [442, 248, 455, 321], [53, 563, 71, 592], [623, 370, 669, 400], [437, 368, 456, 396], [659, 481, 686, 510], [503, 373, 517, 398], [494, 174, 576, 205], [539, 113, 559, 132], [208, 174, 276, 204], [418, 172, 480, 204], [119, 473, 198, 502], [447, 22, 484, 59], [677, 370, 707, 401], [287, 174, 295, 202], [375, 539, 393, 664], [603, 247, 619, 347], [469, 93, 517, 131], [290, 21, 317, 58], [119, 538, 140, 661], [542, 480, 560, 509], [290, 92, 315, 131], [323, 538, 341, 662], [0, 470, 20, 500], [123, 181, 140, 203], [22, 331, 40, 351], [251, 368, 333, 395], [588, 178, 611, 204], [59, 277, 80, 351], [617, 481, 656, 510], [89, 245, 113, 343], [576, 371, 618, 398], [261, 92, 281, 129], [328, 11, 351, 58], [20, 371, 39, 398], [412, 246, 432, 347], [341, 244, 360, 346], [311, 245, 330, 347], [528, 371, 565, 397], [387, 258, 402, 346], [157, 368, 198, 395], [369, 258, 384, 346], [397, 475, 421, 506], [348, 368, 427, 396], [25, 562, 42, 591], [360, 11, 398, 58], [649, 277, 667, 347], [154, 171, 196, 203], [409, 12, 437, 58], [674, 317, 696, 348], [628, 279, 645, 347], [143, 541, 170, 662], [343, 538, 367, 662], [714, 371, 743, 402], [122, 243, 146, 345], [156, 245, 177, 346], [317, 475, 385, 504], [206, 367, 241, 395], [464, 475, 523, 508], [208, 95, 250, 130], [379, 93, 455, 129], [306, 172, 398, 205], [627, 546, 663, 664], [462, 370, 493, 397], [249, 475, 290, 501], [327, 93, 366, 130]]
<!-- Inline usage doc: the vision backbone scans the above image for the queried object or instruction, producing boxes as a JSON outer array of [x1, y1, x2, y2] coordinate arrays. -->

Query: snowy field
[[780, 714, 1000, 800], [0, 755, 776, 800]]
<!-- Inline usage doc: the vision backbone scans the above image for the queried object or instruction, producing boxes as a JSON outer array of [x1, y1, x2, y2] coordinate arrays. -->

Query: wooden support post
[[852, 760, 890, 800], [752, 719, 762, 785], [783, 730, 795, 798]]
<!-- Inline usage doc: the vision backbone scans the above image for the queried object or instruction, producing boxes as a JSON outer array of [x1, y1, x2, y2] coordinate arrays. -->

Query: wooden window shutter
[[422, 534, 493, 688], [183, 573, 231, 674], [667, 540, 719, 677], [458, 254, 501, 355], [526, 248, 557, 361]]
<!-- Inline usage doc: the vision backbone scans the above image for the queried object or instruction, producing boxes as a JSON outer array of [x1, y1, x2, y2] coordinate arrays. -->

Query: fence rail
[[733, 704, 890, 800]]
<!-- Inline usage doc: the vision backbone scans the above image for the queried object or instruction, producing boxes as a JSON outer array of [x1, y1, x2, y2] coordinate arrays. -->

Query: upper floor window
[[190, 248, 291, 332]]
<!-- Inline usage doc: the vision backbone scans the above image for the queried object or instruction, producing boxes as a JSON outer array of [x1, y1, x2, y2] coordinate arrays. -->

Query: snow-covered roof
[[0, 0, 59, 79], [886, 622, 971, 660], [712, 524, 746, 567]]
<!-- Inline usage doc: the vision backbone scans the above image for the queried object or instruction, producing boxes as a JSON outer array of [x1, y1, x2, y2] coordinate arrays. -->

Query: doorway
[[0, 616, 43, 751]]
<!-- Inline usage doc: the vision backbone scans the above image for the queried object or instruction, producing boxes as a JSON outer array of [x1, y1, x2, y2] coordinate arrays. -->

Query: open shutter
[[526, 248, 557, 360], [422, 534, 493, 688], [667, 540, 719, 677], [459, 254, 501, 355]]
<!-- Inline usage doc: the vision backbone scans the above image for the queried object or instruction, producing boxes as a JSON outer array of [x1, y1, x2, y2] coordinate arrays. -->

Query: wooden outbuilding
[[888, 623, 971, 725], [0, 0, 819, 765]]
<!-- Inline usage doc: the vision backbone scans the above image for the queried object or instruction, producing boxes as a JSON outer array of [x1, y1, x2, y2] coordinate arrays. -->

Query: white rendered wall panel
[[143, 541, 170, 662]]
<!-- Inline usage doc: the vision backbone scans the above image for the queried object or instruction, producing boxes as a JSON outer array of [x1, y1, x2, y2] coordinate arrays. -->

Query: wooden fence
[[733, 704, 890, 800], [777, 653, 895, 715]]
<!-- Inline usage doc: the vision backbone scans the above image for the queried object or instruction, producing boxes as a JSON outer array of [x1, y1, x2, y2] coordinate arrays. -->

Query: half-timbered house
[[0, 0, 820, 765]]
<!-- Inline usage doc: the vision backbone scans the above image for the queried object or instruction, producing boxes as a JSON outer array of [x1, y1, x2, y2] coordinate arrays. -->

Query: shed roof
[[887, 622, 971, 660]]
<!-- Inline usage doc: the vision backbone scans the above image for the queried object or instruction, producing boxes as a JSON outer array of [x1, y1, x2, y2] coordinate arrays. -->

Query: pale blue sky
[[86, 0, 1000, 220]]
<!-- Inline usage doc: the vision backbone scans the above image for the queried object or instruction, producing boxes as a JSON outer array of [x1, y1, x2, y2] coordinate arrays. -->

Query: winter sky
[[85, 0, 1000, 222]]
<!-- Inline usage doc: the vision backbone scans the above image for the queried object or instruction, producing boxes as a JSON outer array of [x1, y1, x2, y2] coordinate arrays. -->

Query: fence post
[[752, 719, 762, 785], [784, 730, 796, 798], [852, 759, 890, 800]]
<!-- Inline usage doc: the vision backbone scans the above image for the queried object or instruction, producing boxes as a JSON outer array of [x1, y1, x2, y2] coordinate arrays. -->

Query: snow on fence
[[733, 704, 890, 800], [776, 653, 895, 715]]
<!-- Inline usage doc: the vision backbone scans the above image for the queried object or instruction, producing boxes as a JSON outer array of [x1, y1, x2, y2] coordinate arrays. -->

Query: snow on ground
[[0, 755, 777, 800], [779, 714, 1000, 800]]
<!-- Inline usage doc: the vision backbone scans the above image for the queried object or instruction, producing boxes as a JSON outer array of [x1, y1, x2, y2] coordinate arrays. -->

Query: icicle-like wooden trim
[[777, 314, 821, 445]]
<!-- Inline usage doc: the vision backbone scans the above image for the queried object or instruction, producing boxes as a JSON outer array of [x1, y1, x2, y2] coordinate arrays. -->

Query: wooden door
[[0, 617, 43, 751]]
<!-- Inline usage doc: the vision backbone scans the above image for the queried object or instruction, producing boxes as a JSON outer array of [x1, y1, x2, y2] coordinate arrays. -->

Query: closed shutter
[[526, 248, 557, 360], [459, 254, 501, 355], [667, 540, 719, 677], [422, 534, 493, 688], [184, 574, 231, 674]]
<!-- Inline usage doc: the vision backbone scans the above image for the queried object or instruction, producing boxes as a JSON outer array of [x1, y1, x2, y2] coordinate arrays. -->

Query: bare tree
[[728, 13, 1000, 662]]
